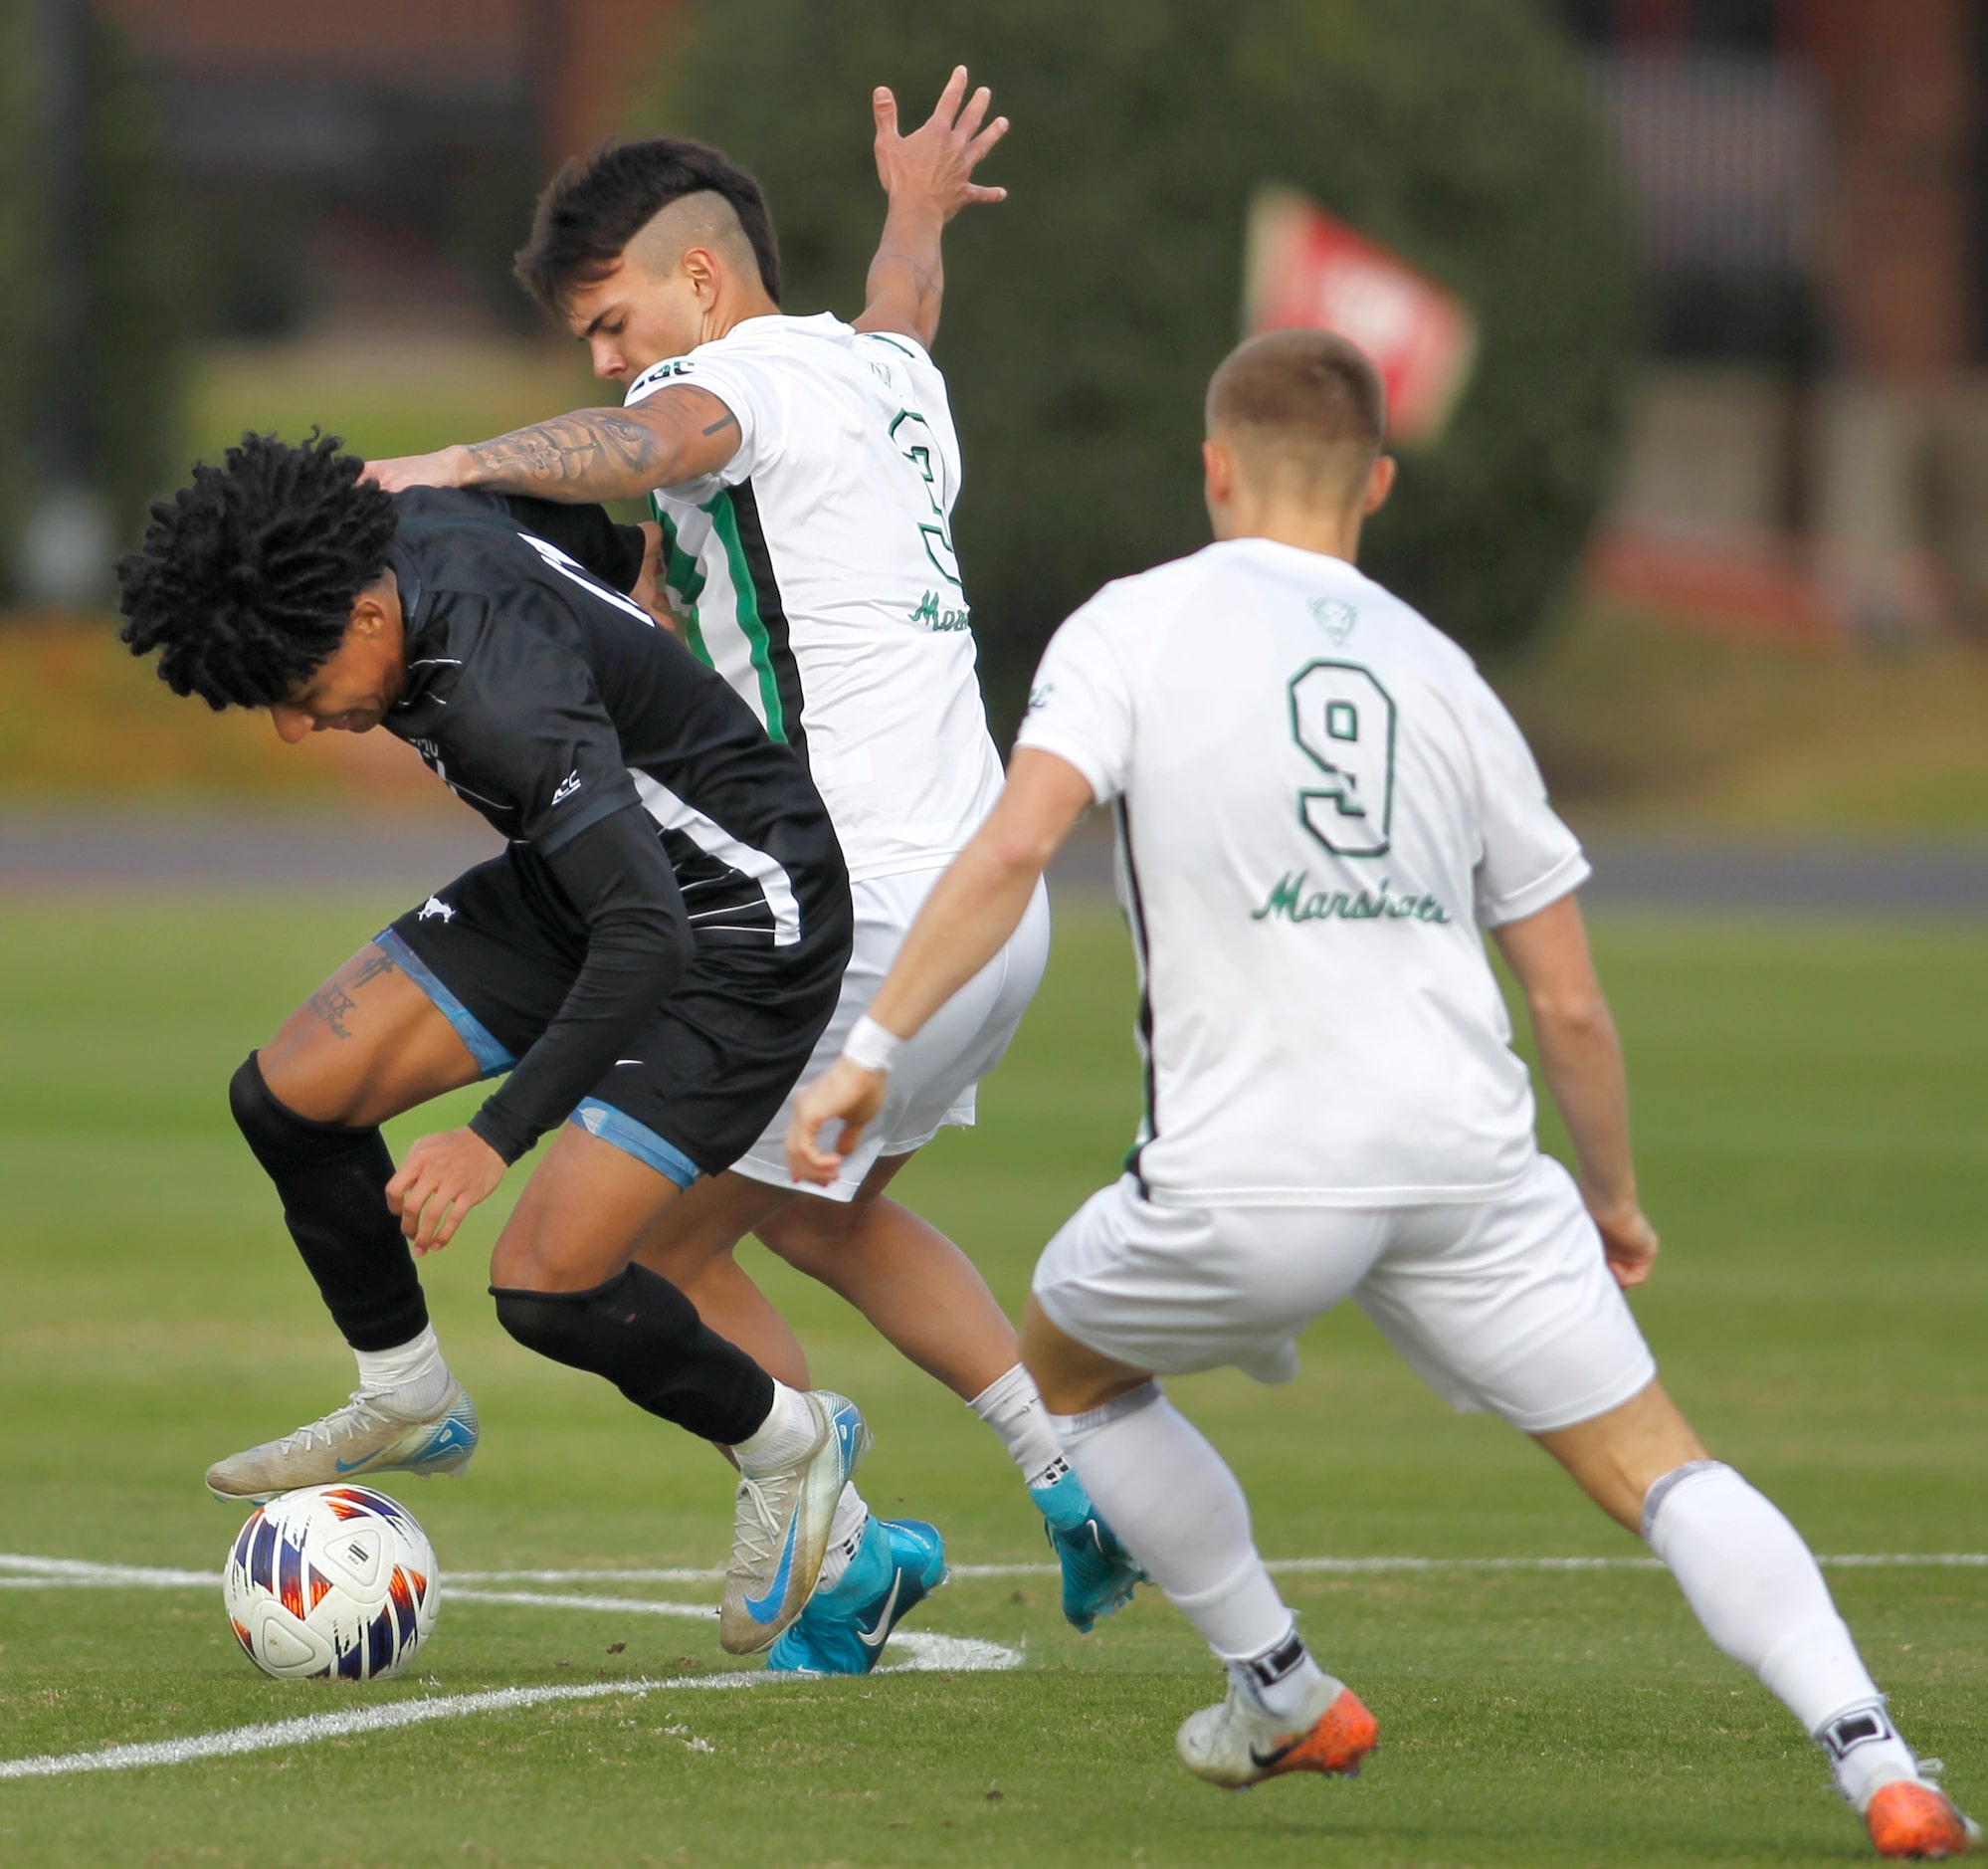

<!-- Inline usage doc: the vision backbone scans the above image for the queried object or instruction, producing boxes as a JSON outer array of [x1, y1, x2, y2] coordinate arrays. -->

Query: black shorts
[[379, 847, 848, 1186]]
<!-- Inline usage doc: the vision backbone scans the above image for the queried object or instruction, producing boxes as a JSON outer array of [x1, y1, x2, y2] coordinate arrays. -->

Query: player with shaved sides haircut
[[366, 72, 1145, 1675], [783, 329, 1977, 1857], [514, 137, 783, 313]]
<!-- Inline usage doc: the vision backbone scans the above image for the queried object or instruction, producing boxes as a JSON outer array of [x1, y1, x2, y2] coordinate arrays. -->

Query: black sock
[[492, 1265, 775, 1445], [228, 1052, 428, 1352]]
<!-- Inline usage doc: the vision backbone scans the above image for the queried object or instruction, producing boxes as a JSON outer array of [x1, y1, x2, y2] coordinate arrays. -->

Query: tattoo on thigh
[[304, 950, 398, 1039], [306, 983, 359, 1039], [347, 950, 399, 992]]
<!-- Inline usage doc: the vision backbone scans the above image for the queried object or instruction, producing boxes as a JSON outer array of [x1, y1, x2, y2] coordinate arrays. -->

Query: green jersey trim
[[653, 509, 711, 667], [700, 487, 793, 747]]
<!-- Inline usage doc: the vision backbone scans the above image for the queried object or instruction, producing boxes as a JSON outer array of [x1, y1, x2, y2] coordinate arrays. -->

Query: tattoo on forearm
[[467, 411, 668, 496], [702, 413, 738, 438]]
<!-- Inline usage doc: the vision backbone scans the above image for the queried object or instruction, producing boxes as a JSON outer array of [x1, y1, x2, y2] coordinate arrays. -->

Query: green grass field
[[1, 891, 1983, 1867]]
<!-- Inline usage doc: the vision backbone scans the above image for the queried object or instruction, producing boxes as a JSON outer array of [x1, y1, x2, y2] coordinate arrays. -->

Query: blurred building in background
[[1559, 0, 1988, 638], [99, 0, 682, 337], [99, 0, 1988, 645]]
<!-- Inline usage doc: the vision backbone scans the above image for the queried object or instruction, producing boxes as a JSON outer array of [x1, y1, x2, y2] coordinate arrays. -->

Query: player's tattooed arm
[[855, 65, 1009, 347], [365, 387, 741, 503]]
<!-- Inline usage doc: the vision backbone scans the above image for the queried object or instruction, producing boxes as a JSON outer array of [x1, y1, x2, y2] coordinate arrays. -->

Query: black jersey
[[381, 487, 850, 1163]]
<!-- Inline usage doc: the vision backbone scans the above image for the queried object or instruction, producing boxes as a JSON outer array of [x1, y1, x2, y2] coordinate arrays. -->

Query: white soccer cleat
[[1176, 1673, 1378, 1790], [719, 1390, 870, 1655], [204, 1380, 480, 1503]]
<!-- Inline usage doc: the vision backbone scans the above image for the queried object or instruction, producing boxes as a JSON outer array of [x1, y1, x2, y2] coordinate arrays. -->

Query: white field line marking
[[439, 1589, 1019, 1674], [0, 1672, 767, 1781], [453, 1566, 724, 1585], [0, 1631, 1025, 1785], [0, 1560, 1020, 1784], [6, 1552, 1986, 1594], [449, 1586, 717, 1619]]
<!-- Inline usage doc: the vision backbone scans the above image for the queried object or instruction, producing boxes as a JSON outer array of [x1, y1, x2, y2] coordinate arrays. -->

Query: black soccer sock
[[228, 1052, 429, 1352], [492, 1266, 776, 1445]]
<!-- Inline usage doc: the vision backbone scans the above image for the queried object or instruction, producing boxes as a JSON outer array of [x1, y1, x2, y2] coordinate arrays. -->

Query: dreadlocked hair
[[116, 431, 399, 711]]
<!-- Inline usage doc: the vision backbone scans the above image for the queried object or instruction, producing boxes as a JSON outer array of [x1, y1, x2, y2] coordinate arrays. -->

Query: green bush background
[[649, 0, 1634, 726], [0, 0, 187, 596]]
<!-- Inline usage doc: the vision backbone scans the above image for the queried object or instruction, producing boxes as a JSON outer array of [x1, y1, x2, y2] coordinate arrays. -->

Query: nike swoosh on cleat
[[856, 1572, 904, 1650], [1249, 1738, 1299, 1771], [332, 1456, 374, 1473], [743, 1515, 801, 1621]]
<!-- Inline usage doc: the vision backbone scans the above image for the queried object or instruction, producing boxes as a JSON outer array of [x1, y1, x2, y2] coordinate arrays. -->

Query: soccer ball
[[223, 1483, 440, 1680]]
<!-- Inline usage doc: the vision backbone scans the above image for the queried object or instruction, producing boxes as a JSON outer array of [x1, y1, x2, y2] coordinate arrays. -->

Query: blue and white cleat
[[720, 1390, 870, 1656], [766, 1516, 947, 1675], [1033, 1465, 1148, 1632], [203, 1380, 480, 1503]]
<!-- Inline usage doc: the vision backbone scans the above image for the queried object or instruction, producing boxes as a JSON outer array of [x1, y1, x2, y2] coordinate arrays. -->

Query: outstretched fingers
[[925, 63, 970, 131], [953, 82, 992, 142]]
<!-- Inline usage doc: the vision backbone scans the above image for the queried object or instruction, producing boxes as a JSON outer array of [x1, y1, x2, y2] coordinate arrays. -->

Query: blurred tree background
[[0, 0, 187, 602], [650, 0, 1634, 726]]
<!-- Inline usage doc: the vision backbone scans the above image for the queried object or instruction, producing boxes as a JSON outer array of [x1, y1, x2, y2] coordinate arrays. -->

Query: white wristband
[[843, 1013, 903, 1075]]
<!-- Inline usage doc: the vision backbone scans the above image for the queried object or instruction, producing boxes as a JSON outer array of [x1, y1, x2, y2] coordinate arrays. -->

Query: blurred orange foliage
[[0, 615, 445, 808]]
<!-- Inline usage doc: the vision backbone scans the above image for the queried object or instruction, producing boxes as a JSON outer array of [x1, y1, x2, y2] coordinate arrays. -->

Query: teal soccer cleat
[[765, 1516, 947, 1675], [1033, 1466, 1148, 1632]]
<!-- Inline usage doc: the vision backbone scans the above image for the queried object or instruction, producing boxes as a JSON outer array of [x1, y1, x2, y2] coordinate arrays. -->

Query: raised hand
[[871, 65, 1009, 223]]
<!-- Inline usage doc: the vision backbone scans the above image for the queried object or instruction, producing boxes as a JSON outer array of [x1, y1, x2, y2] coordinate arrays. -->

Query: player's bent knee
[[490, 1266, 771, 1445], [487, 1232, 600, 1296], [1532, 1378, 1710, 1533], [230, 1051, 381, 1161], [1021, 1295, 1150, 1415], [492, 1273, 697, 1378]]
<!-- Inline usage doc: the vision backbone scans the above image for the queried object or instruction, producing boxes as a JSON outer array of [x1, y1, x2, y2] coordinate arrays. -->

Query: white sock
[[1644, 1460, 1918, 1807], [814, 1484, 872, 1594], [1229, 1622, 1331, 1723], [1050, 1381, 1293, 1660], [353, 1326, 451, 1415], [969, 1362, 1069, 1490], [727, 1381, 818, 1479]]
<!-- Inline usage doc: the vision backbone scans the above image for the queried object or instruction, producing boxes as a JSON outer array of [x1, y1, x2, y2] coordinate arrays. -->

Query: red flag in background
[[1243, 185, 1479, 449]]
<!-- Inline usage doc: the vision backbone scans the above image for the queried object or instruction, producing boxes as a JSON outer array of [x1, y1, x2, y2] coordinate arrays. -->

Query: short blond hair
[[1206, 329, 1387, 496]]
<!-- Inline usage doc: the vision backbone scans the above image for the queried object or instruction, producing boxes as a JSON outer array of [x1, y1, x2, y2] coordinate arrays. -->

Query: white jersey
[[626, 313, 1006, 884], [1014, 536, 1590, 1208]]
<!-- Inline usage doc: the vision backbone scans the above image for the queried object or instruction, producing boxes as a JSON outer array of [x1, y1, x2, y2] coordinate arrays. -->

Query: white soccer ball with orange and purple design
[[223, 1483, 439, 1680]]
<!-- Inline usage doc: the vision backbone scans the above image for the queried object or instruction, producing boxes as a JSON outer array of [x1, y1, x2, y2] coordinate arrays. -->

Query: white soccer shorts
[[1031, 1152, 1657, 1434], [729, 867, 1052, 1201]]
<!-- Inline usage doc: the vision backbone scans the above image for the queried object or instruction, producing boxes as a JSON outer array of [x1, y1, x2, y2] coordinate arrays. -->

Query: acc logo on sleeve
[[627, 357, 699, 400]]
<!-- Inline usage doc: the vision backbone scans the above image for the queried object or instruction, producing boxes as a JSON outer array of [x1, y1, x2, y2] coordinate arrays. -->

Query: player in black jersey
[[117, 432, 865, 1654]]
